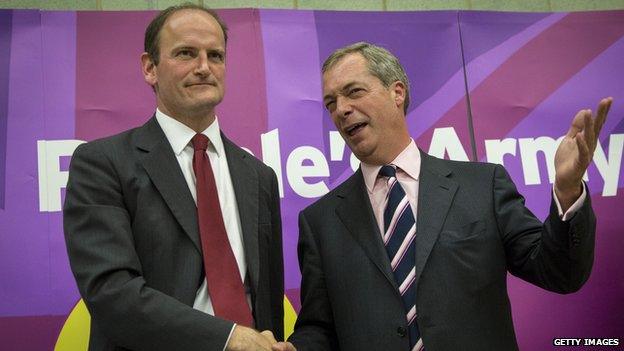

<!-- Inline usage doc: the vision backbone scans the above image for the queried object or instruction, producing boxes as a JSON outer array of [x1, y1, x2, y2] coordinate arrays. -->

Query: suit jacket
[[63, 117, 284, 351], [289, 151, 595, 351]]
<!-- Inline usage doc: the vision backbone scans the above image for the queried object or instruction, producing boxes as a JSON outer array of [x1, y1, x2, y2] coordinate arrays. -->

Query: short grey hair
[[322, 42, 410, 114]]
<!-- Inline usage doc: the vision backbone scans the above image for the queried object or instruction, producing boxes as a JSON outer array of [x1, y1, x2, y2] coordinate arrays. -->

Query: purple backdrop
[[0, 8, 622, 350]]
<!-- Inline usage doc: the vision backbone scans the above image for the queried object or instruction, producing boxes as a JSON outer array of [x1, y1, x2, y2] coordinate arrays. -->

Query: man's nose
[[194, 53, 211, 76], [335, 96, 353, 119]]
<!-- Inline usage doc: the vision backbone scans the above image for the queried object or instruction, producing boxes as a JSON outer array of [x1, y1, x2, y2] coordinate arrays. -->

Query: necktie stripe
[[412, 338, 424, 351], [390, 224, 416, 271], [399, 267, 416, 295], [379, 165, 421, 349], [384, 196, 410, 243], [407, 305, 417, 324]]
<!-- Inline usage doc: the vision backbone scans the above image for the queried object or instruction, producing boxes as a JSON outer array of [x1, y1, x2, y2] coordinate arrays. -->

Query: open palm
[[554, 97, 612, 207]]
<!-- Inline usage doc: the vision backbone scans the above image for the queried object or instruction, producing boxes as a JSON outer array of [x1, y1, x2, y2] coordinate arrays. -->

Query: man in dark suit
[[64, 5, 283, 351], [274, 42, 611, 351]]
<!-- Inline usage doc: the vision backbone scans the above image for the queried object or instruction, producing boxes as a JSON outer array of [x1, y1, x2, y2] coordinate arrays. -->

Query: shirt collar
[[361, 138, 421, 192], [155, 108, 224, 157]]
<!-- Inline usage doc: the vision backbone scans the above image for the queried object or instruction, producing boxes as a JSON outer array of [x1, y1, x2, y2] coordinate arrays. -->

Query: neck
[[158, 104, 216, 133], [369, 134, 412, 166], [175, 114, 215, 133]]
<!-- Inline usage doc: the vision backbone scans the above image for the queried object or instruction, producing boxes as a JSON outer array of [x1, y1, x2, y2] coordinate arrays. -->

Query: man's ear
[[390, 81, 406, 110], [141, 52, 157, 87]]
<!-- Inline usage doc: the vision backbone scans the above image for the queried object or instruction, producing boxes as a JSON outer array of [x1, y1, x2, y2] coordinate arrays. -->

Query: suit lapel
[[135, 117, 201, 253], [222, 134, 260, 296], [336, 170, 398, 291], [415, 151, 458, 289]]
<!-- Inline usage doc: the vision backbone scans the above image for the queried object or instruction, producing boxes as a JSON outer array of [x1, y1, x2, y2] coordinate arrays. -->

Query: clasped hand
[[226, 325, 296, 351]]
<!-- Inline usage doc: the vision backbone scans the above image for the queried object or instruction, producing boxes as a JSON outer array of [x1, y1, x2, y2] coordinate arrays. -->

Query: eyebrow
[[323, 82, 358, 103], [171, 45, 195, 52], [170, 45, 225, 55], [208, 48, 226, 56]]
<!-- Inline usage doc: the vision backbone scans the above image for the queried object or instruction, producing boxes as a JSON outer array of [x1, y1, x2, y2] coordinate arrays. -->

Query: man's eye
[[177, 50, 193, 57], [325, 101, 336, 111], [348, 88, 363, 96], [209, 52, 224, 62]]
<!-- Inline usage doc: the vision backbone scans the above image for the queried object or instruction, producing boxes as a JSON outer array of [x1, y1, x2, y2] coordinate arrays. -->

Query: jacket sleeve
[[63, 142, 234, 351], [288, 210, 340, 350], [493, 164, 596, 293], [268, 169, 285, 341]]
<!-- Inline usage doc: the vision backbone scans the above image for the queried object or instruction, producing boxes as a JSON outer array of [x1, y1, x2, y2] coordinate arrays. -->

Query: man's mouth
[[187, 82, 214, 87], [345, 122, 367, 137]]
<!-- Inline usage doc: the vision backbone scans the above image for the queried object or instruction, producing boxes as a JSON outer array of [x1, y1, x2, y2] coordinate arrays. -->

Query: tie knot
[[191, 134, 210, 152], [379, 165, 397, 178]]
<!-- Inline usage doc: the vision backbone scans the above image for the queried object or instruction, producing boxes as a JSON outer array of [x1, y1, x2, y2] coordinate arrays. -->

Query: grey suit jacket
[[63, 117, 284, 351], [289, 151, 595, 351]]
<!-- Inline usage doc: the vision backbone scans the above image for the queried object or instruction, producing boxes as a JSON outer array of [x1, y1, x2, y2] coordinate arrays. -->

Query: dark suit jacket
[[289, 151, 595, 351], [63, 117, 284, 351]]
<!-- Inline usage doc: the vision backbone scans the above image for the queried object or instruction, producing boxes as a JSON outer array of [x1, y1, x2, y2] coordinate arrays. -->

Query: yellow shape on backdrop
[[283, 295, 297, 339], [55, 296, 298, 350], [55, 299, 90, 351]]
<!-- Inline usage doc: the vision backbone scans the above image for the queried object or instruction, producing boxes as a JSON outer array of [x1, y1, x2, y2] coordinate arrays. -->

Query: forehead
[[160, 9, 225, 46], [322, 53, 375, 92]]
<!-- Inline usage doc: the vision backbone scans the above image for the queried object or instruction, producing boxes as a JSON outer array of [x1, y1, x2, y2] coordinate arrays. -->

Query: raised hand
[[554, 97, 612, 211]]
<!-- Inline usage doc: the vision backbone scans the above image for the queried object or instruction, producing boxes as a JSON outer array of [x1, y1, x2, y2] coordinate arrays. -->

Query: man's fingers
[[576, 133, 590, 166], [583, 109, 595, 151], [261, 330, 277, 344], [593, 97, 612, 137], [272, 341, 297, 351], [226, 325, 273, 351], [566, 109, 589, 138]]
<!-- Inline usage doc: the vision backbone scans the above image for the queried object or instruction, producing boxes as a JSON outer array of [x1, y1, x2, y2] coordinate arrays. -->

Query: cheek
[[212, 65, 226, 80]]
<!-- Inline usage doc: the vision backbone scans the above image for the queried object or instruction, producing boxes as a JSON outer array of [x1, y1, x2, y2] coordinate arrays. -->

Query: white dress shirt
[[155, 109, 248, 345]]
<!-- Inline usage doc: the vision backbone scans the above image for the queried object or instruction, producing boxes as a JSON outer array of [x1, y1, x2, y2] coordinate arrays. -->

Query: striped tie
[[379, 165, 422, 351]]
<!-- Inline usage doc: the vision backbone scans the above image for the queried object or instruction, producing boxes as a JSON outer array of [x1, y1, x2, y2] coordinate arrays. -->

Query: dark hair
[[144, 3, 228, 65], [322, 42, 410, 114]]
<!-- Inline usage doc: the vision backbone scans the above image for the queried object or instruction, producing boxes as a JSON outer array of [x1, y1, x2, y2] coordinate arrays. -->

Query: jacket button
[[397, 326, 407, 337]]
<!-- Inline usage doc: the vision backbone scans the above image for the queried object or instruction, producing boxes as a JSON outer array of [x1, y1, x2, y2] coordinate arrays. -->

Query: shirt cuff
[[223, 323, 237, 351], [553, 182, 587, 221]]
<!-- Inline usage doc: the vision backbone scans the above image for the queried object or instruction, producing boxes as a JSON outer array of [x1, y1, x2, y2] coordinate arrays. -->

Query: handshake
[[226, 325, 296, 351]]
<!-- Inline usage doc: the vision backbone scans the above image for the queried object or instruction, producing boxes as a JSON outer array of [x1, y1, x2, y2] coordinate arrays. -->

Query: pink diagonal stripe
[[399, 267, 416, 295], [412, 338, 424, 351], [384, 196, 410, 244], [407, 305, 417, 324], [391, 224, 417, 270]]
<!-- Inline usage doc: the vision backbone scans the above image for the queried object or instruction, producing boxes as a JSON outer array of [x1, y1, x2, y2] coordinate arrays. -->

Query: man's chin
[[350, 148, 373, 164], [186, 96, 224, 109]]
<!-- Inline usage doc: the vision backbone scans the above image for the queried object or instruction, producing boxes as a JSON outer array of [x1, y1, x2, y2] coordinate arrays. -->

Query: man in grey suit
[[274, 42, 611, 350], [64, 5, 284, 351]]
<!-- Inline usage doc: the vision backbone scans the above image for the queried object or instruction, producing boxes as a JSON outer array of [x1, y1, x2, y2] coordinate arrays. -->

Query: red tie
[[191, 134, 253, 326]]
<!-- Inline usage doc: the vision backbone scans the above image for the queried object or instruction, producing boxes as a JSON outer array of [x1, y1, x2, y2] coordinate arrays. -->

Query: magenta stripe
[[470, 12, 624, 159], [417, 12, 624, 159]]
